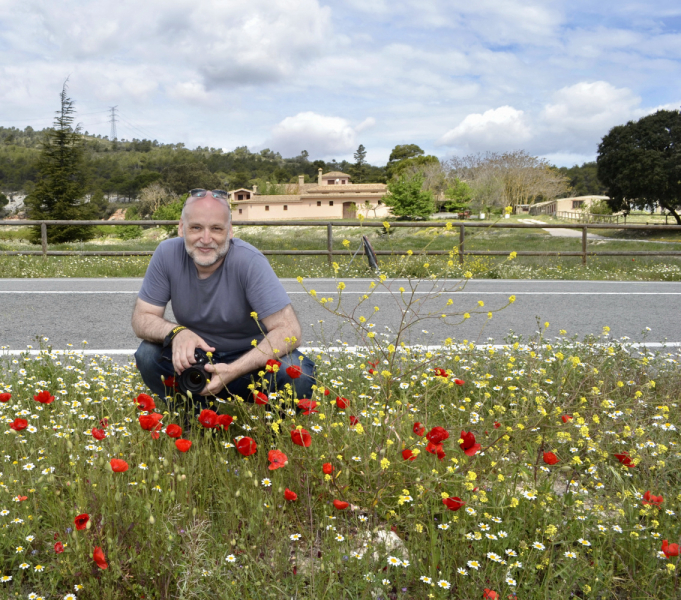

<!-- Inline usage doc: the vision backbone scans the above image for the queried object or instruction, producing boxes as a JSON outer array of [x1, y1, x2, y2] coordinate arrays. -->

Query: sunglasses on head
[[189, 189, 229, 200]]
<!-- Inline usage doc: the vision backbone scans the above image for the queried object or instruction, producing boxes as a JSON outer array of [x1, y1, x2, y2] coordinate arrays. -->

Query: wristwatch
[[163, 326, 187, 348]]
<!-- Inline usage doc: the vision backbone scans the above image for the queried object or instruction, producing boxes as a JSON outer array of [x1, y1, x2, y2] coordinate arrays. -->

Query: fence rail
[[555, 211, 623, 224], [1, 219, 681, 266]]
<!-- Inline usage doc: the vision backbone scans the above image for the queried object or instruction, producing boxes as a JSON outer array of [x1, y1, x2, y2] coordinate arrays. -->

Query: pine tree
[[25, 81, 94, 243], [350, 144, 368, 183]]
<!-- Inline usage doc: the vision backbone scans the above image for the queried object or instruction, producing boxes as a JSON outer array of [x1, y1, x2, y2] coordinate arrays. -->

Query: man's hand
[[201, 362, 236, 396], [172, 329, 215, 373]]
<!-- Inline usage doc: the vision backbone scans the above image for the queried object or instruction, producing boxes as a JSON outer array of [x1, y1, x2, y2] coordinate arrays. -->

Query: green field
[[1, 213, 680, 280]]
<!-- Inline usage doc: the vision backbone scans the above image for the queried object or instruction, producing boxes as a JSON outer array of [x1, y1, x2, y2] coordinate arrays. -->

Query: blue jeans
[[134, 340, 316, 412]]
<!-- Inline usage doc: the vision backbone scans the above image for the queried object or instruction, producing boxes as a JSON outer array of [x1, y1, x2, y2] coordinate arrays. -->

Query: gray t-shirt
[[138, 237, 291, 353]]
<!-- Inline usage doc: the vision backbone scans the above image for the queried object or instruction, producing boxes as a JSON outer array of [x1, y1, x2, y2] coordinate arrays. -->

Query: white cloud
[[437, 106, 531, 151], [264, 112, 362, 158], [539, 81, 642, 152], [355, 117, 376, 133]]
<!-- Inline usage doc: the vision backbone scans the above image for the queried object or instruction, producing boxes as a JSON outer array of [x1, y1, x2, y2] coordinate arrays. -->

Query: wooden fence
[[1, 219, 681, 266], [555, 211, 623, 224]]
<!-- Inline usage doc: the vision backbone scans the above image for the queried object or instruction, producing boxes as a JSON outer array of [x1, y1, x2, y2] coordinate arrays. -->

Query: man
[[132, 189, 315, 407]]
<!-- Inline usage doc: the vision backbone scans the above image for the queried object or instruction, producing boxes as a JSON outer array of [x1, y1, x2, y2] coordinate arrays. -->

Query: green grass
[[1, 319, 680, 599], [1, 216, 681, 280]]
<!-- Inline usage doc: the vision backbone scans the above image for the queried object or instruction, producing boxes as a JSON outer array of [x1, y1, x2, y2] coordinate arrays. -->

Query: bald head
[[181, 193, 231, 226]]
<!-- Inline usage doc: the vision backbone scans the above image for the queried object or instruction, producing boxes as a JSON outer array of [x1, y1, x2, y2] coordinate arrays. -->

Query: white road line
[[3, 343, 680, 356]]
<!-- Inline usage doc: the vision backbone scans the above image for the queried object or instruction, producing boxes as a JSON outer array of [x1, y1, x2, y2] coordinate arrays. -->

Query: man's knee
[[279, 350, 315, 397], [134, 340, 164, 375]]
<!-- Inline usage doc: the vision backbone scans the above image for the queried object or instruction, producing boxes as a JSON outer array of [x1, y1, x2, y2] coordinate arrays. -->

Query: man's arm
[[202, 304, 301, 395], [131, 298, 214, 373]]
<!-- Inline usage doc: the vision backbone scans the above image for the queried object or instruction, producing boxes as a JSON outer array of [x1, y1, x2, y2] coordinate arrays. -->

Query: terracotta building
[[229, 169, 391, 220]]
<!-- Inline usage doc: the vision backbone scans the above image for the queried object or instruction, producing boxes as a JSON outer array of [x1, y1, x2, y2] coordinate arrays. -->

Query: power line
[[109, 106, 118, 141]]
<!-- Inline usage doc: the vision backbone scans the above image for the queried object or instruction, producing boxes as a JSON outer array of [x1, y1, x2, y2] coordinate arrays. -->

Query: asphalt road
[[1, 278, 680, 353]]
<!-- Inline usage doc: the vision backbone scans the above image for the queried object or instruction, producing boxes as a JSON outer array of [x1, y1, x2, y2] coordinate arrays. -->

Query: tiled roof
[[304, 183, 387, 194], [232, 194, 302, 204], [321, 171, 351, 178]]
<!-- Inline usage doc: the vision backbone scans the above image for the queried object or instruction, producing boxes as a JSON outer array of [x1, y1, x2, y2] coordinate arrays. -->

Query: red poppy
[[236, 437, 257, 456], [134, 393, 155, 411], [642, 491, 663, 507], [336, 396, 349, 409], [14, 495, 27, 502], [434, 367, 448, 377], [286, 365, 302, 379], [284, 488, 298, 501], [614, 452, 635, 467], [368, 368, 375, 374], [426, 442, 445, 460], [198, 409, 218, 428], [0, 393, 11, 402], [54, 541, 64, 554], [163, 376, 178, 389], [493, 421, 501, 429], [268, 449, 288, 470], [453, 378, 465, 386], [290, 428, 311, 447], [349, 415, 359, 426], [322, 462, 334, 474], [110, 459, 129, 473], [543, 452, 559, 465], [662, 539, 680, 558], [442, 496, 465, 511], [99, 417, 109, 428], [298, 399, 318, 415], [561, 415, 572, 423], [93, 546, 108, 569], [266, 358, 282, 372], [413, 422, 425, 436], [401, 449, 416, 461], [426, 426, 449, 444], [10, 418, 28, 431], [323, 388, 331, 396], [91, 427, 106, 441], [34, 390, 55, 404], [138, 413, 163, 431], [150, 431, 160, 440], [74, 513, 89, 531], [333, 500, 349, 510], [460, 430, 481, 456], [175, 439, 192, 452], [253, 391, 269, 405], [166, 424, 183, 438], [216, 414, 233, 430], [483, 590, 499, 600]]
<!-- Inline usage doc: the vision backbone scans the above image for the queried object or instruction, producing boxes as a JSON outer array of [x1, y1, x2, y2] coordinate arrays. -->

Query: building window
[[265, 205, 269, 211], [572, 200, 584, 209], [317, 201, 321, 206], [238, 194, 244, 200], [283, 205, 288, 210], [328, 180, 335, 184], [238, 208, 242, 214], [341, 180, 346, 184], [329, 201, 334, 206]]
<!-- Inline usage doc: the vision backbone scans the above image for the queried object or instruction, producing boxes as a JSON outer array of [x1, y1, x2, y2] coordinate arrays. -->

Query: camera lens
[[178, 365, 207, 395], [189, 371, 203, 386]]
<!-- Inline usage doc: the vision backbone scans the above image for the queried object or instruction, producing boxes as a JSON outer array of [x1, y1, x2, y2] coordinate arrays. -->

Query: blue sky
[[1, 0, 679, 166]]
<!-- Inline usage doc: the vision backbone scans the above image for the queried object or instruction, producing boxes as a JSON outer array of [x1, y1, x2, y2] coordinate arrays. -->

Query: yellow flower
[[383, 221, 390, 229], [463, 313, 470, 319], [464, 271, 472, 278], [337, 282, 346, 291], [342, 239, 350, 248], [509, 251, 517, 259], [296, 276, 304, 283], [380, 458, 390, 470], [250, 311, 258, 320], [509, 295, 516, 303], [367, 332, 376, 339]]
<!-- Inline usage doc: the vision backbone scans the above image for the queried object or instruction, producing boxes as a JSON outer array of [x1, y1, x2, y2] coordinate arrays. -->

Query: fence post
[[582, 225, 587, 265], [327, 223, 333, 266], [458, 224, 465, 265], [41, 223, 47, 257]]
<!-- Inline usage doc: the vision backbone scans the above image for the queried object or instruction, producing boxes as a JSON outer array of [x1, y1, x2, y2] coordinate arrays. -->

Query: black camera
[[178, 348, 211, 396]]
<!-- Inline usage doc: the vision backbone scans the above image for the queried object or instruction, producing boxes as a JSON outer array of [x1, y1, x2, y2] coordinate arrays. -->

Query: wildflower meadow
[[1, 266, 680, 599]]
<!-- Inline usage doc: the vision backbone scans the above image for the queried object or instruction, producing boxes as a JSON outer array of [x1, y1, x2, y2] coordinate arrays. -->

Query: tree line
[[9, 82, 669, 242]]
